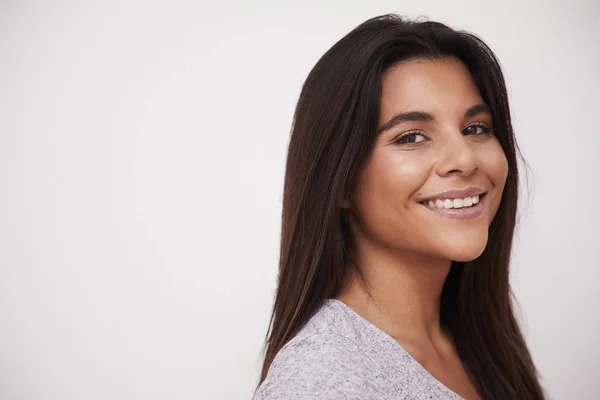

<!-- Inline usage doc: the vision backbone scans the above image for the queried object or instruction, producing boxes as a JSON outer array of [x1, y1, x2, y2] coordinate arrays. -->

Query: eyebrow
[[376, 103, 492, 134]]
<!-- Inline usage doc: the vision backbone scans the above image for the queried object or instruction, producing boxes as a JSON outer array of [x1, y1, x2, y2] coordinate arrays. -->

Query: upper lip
[[418, 187, 486, 203]]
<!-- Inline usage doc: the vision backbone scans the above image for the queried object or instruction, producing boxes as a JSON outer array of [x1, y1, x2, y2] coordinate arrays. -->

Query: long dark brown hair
[[259, 14, 545, 400]]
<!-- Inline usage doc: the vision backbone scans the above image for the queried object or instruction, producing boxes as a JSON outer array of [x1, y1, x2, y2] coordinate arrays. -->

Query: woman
[[255, 14, 546, 400]]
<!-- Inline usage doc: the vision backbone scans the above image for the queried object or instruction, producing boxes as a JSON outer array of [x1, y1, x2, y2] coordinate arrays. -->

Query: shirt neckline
[[324, 298, 465, 400]]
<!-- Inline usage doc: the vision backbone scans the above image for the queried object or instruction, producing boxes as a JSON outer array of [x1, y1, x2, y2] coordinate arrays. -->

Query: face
[[346, 57, 509, 262]]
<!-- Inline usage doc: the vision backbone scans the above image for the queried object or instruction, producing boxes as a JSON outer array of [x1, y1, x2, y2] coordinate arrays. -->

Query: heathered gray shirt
[[255, 299, 464, 400]]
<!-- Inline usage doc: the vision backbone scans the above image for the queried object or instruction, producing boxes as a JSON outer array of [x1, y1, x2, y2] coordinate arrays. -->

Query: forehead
[[380, 57, 483, 119]]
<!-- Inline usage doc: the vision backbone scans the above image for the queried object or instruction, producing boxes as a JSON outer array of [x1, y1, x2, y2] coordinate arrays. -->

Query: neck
[[336, 237, 452, 343]]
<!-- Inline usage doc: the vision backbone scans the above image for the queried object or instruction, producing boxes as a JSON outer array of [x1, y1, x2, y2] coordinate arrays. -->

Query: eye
[[394, 132, 427, 145], [463, 123, 492, 136]]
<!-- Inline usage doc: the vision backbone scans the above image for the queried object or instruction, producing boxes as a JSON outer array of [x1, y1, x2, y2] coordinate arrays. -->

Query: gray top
[[254, 299, 464, 400]]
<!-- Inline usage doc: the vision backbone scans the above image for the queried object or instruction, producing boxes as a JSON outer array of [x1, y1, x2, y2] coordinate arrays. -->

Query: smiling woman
[[254, 14, 547, 400]]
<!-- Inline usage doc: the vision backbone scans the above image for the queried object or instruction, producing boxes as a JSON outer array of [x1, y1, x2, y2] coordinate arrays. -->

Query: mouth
[[418, 192, 487, 209], [418, 193, 487, 219]]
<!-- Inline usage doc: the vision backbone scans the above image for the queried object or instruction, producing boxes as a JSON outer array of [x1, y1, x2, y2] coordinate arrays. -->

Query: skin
[[337, 56, 509, 400]]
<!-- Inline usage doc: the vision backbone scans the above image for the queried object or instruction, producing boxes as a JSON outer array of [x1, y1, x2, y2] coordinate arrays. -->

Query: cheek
[[364, 151, 431, 207], [351, 151, 431, 247], [477, 140, 509, 212], [352, 150, 431, 237], [479, 141, 509, 186]]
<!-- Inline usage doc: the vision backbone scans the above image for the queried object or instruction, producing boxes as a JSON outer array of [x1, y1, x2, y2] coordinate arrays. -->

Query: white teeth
[[422, 194, 481, 209]]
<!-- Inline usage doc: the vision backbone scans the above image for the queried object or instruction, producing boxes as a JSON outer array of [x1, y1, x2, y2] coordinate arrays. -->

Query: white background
[[1, 1, 598, 399]]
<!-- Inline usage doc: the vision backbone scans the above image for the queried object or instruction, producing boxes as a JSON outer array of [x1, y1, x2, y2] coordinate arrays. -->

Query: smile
[[418, 193, 487, 219]]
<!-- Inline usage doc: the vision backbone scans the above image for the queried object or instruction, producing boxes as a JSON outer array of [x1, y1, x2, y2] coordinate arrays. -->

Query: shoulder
[[254, 303, 388, 399], [255, 335, 386, 400]]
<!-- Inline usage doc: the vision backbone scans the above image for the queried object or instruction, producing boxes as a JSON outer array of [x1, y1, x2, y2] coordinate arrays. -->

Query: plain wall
[[1, 0, 598, 399]]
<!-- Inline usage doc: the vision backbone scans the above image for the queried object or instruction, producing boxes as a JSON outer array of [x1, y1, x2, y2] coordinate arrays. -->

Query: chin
[[439, 233, 489, 262], [450, 248, 486, 262]]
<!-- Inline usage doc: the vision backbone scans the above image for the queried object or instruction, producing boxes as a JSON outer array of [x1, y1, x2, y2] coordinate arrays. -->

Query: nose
[[435, 134, 479, 177]]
